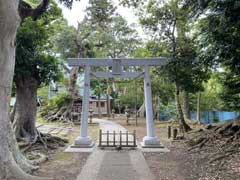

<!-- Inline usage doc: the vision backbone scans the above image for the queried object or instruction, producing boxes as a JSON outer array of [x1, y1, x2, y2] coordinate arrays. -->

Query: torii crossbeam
[[68, 57, 167, 148]]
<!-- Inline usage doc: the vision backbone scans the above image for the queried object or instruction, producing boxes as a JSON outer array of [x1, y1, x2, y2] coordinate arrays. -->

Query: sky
[[58, 0, 145, 37]]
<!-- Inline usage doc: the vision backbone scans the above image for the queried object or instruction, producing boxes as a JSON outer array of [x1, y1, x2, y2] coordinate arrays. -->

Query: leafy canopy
[[15, 1, 63, 86]]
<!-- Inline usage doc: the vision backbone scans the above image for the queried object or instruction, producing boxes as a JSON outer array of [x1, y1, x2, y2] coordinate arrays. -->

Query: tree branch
[[19, 0, 50, 20]]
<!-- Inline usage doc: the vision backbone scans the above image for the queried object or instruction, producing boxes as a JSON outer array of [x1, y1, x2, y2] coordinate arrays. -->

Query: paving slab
[[76, 150, 105, 180], [98, 151, 138, 180], [65, 145, 96, 153], [74, 119, 154, 180], [37, 124, 72, 136]]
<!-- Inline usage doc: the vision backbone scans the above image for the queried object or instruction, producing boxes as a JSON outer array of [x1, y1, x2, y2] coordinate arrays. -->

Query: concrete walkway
[[76, 118, 155, 180]]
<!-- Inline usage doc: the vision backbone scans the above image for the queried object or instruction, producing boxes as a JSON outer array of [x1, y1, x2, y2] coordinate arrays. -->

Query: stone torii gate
[[68, 57, 167, 148]]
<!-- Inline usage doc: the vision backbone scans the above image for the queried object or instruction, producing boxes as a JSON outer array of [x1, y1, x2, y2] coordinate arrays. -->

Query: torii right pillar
[[141, 65, 162, 148]]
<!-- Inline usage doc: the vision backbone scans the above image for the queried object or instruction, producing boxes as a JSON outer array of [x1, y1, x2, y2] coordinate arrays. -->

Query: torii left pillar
[[74, 65, 94, 147]]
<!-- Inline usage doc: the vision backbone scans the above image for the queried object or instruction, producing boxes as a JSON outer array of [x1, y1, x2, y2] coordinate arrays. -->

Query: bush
[[49, 93, 73, 109], [40, 93, 73, 117]]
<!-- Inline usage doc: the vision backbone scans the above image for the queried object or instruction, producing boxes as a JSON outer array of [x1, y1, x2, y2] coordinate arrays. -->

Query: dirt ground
[[32, 116, 240, 180], [32, 123, 99, 180], [112, 115, 240, 180], [34, 151, 89, 180]]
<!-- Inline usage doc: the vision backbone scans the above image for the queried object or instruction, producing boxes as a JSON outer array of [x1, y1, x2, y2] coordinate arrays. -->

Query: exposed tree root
[[19, 129, 68, 152], [42, 103, 77, 125], [18, 129, 68, 169], [187, 118, 240, 167]]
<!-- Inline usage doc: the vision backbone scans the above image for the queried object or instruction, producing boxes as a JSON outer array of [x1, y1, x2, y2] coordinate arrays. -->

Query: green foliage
[[53, 18, 95, 59], [85, 0, 140, 58], [49, 93, 73, 109], [199, 73, 224, 111], [140, 0, 210, 94], [103, 16, 140, 58], [159, 103, 177, 120], [119, 0, 143, 7], [40, 93, 72, 117], [37, 86, 49, 100], [23, 0, 42, 7], [86, 0, 117, 29], [219, 71, 240, 111], [91, 79, 107, 98], [151, 70, 175, 105], [15, 1, 63, 86], [116, 80, 143, 109], [196, 0, 240, 110], [57, 0, 80, 8]]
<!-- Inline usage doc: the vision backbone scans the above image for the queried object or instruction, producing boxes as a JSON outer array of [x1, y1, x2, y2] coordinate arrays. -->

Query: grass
[[54, 151, 74, 161], [154, 119, 180, 129], [37, 113, 100, 143]]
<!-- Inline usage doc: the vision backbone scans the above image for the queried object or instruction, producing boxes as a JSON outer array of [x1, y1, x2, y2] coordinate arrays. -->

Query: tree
[[140, 0, 189, 131], [196, 0, 240, 111], [85, 0, 140, 117], [103, 15, 140, 58], [12, 2, 62, 141], [48, 19, 94, 121], [86, 0, 116, 29], [140, 0, 210, 132], [0, 0, 78, 179]]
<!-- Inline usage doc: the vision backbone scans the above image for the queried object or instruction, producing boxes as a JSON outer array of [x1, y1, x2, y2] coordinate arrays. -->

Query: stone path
[[97, 119, 135, 146], [76, 118, 155, 180], [36, 123, 73, 136]]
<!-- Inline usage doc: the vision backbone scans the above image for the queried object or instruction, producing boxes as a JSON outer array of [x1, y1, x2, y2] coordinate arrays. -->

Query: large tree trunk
[[47, 67, 79, 122], [175, 83, 191, 132], [180, 90, 192, 122], [67, 66, 79, 119], [196, 92, 201, 125], [0, 1, 48, 179], [13, 76, 38, 141], [68, 67, 79, 97]]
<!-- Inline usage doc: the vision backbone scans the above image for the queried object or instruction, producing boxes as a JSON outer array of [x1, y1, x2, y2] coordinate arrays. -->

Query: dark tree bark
[[13, 76, 38, 141], [19, 0, 50, 20], [180, 90, 191, 121], [69, 67, 80, 97], [12, 0, 51, 135], [0, 1, 49, 179], [175, 83, 191, 132], [0, 0, 56, 179]]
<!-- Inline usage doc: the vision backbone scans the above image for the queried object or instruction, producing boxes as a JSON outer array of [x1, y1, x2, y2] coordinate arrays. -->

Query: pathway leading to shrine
[[76, 118, 155, 180]]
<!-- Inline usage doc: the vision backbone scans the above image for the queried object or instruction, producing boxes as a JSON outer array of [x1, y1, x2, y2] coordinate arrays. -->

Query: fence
[[190, 111, 240, 123], [98, 129, 137, 148]]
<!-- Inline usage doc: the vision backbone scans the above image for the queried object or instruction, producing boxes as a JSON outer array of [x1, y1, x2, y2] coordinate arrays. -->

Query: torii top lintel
[[68, 57, 167, 67]]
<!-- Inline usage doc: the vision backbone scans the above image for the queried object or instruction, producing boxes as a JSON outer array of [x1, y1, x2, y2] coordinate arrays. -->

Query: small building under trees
[[72, 96, 108, 115]]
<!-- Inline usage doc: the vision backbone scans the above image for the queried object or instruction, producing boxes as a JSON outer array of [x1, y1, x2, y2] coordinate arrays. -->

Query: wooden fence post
[[107, 130, 109, 146], [120, 131, 122, 147], [168, 126, 171, 139], [113, 130, 116, 146], [126, 131, 128, 146], [133, 130, 136, 147], [173, 128, 178, 139]]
